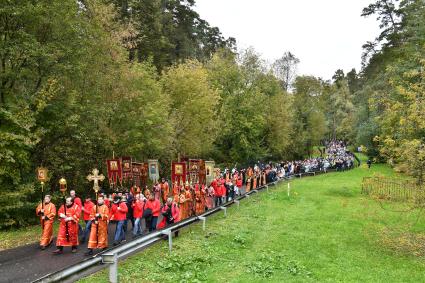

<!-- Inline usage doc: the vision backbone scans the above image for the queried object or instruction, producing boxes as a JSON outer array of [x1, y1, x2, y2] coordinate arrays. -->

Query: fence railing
[[361, 176, 425, 202]]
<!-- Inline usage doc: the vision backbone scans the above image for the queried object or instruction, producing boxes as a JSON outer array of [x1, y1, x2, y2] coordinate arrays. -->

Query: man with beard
[[53, 197, 80, 254]]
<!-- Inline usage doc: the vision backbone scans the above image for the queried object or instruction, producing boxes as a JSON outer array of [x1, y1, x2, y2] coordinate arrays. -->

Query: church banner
[[199, 160, 206, 185], [106, 159, 122, 185], [132, 162, 142, 187], [148, 159, 159, 183], [141, 162, 149, 187], [121, 156, 132, 181], [205, 161, 215, 185], [171, 161, 186, 186], [188, 159, 200, 184]]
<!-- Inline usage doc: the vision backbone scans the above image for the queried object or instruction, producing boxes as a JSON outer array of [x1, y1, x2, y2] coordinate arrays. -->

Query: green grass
[[0, 223, 60, 250], [80, 163, 425, 283]]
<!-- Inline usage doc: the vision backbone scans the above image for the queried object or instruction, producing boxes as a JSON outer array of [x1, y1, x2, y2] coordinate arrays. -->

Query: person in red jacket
[[110, 196, 128, 246], [236, 176, 243, 196], [132, 194, 144, 237], [157, 197, 180, 236], [81, 196, 94, 243], [145, 194, 160, 232]]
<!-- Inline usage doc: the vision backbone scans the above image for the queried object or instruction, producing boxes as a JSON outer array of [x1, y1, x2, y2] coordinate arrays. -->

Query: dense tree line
[[0, 0, 423, 228]]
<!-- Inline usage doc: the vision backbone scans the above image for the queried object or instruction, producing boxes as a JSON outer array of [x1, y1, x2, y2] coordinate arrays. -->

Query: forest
[[0, 0, 424, 228]]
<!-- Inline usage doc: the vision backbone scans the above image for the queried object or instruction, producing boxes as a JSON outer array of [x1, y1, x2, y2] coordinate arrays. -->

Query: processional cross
[[87, 168, 105, 193]]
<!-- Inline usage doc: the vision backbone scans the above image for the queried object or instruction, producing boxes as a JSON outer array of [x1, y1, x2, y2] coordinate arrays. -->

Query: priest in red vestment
[[35, 195, 56, 250], [53, 197, 80, 254], [85, 196, 109, 255]]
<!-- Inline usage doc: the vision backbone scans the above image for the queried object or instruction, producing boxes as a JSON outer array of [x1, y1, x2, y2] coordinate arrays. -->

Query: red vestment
[[88, 204, 109, 249], [36, 202, 56, 247], [161, 182, 170, 204], [56, 203, 80, 247], [195, 190, 204, 215]]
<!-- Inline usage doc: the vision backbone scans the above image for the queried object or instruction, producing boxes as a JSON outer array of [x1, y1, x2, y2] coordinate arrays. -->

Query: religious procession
[[35, 141, 355, 256]]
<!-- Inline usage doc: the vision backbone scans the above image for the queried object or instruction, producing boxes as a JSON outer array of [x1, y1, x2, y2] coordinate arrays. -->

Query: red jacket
[[236, 178, 242, 187], [132, 200, 144, 218], [73, 197, 82, 213], [83, 200, 94, 221], [110, 202, 128, 221], [146, 199, 161, 217]]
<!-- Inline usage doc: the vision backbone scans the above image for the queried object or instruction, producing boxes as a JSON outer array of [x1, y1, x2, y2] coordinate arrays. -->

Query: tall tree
[[272, 51, 300, 92]]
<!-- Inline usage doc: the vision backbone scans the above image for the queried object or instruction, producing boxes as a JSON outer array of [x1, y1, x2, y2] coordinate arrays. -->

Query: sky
[[194, 0, 381, 80]]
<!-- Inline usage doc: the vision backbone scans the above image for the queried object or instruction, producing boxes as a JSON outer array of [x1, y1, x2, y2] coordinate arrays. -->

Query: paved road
[[0, 221, 150, 283]]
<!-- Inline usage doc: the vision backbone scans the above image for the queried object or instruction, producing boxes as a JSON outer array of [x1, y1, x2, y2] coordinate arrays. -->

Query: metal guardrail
[[33, 168, 343, 283]]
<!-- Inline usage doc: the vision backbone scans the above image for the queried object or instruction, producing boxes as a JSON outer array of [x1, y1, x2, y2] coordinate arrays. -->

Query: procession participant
[[132, 194, 144, 237], [200, 183, 207, 211], [53, 196, 80, 254], [184, 183, 193, 217], [85, 196, 109, 255], [246, 167, 253, 192], [102, 193, 110, 208], [153, 182, 161, 201], [157, 197, 180, 231], [195, 187, 204, 215], [205, 184, 215, 210], [145, 194, 160, 232], [130, 185, 141, 196], [35, 195, 56, 250], [70, 189, 83, 237], [124, 193, 134, 233], [236, 176, 243, 196], [110, 196, 128, 246], [213, 179, 221, 207], [143, 186, 151, 199], [160, 178, 170, 204], [81, 196, 94, 244]]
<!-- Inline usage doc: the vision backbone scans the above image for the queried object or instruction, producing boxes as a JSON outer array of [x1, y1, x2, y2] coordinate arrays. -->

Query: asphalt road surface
[[0, 220, 150, 283]]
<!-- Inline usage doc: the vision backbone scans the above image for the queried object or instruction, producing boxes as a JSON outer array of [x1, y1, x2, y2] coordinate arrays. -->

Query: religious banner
[[132, 162, 142, 187], [121, 156, 132, 181], [171, 161, 186, 186], [141, 162, 149, 188], [106, 159, 122, 186], [205, 161, 215, 185], [37, 167, 49, 183], [188, 159, 200, 184], [148, 159, 159, 183], [198, 160, 206, 185]]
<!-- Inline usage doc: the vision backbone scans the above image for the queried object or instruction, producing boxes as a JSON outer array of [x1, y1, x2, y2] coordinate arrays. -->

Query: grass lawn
[[80, 160, 425, 282]]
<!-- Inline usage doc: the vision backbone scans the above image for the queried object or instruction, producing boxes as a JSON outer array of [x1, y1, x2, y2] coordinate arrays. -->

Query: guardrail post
[[101, 253, 118, 283], [234, 200, 240, 208], [266, 185, 269, 193], [198, 216, 206, 231], [220, 206, 227, 217], [246, 194, 250, 199], [162, 230, 172, 253]]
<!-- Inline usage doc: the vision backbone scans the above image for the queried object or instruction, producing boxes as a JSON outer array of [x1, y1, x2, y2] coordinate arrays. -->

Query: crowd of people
[[35, 140, 355, 255]]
